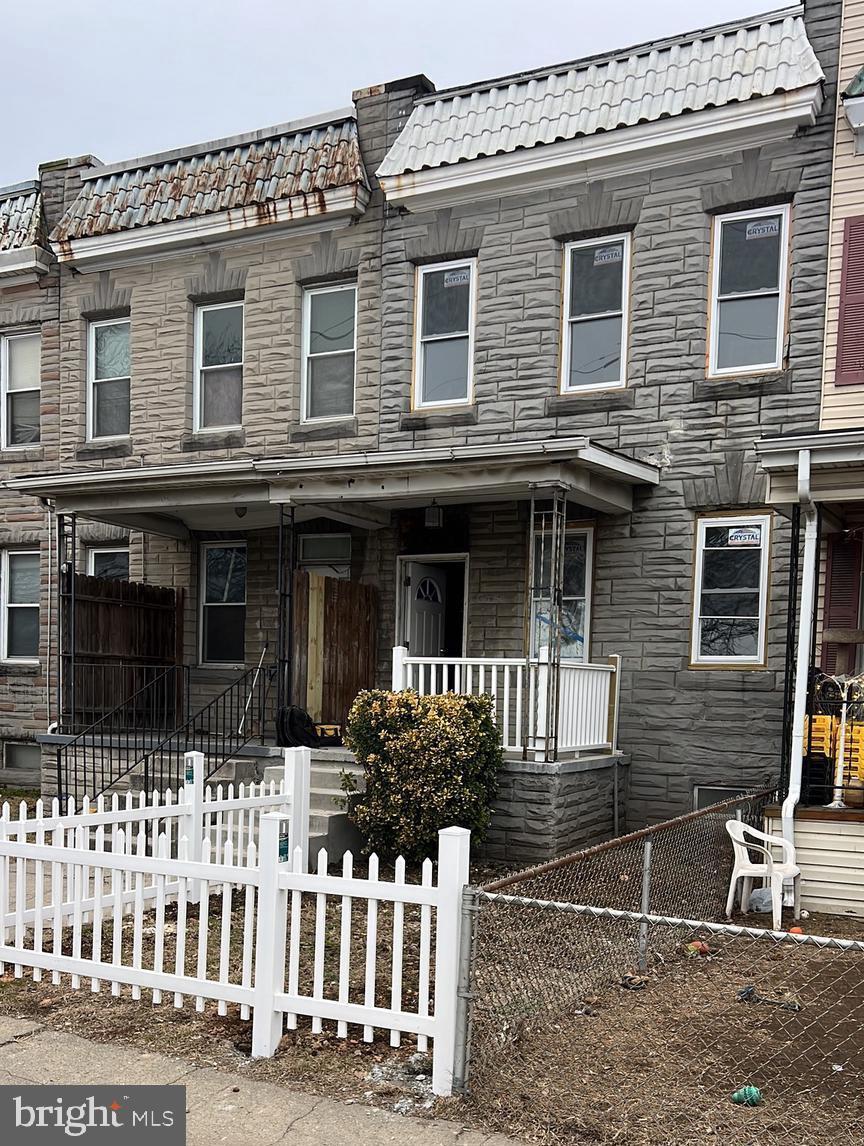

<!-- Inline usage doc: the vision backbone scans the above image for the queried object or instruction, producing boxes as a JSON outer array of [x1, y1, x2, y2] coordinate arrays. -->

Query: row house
[[757, 0, 864, 915], [1, 2, 843, 862]]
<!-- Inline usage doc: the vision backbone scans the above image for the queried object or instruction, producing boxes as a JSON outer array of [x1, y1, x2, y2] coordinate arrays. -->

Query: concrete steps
[[263, 754, 365, 860]]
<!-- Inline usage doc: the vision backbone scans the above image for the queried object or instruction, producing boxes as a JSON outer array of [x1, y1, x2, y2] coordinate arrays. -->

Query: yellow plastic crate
[[804, 713, 863, 781]]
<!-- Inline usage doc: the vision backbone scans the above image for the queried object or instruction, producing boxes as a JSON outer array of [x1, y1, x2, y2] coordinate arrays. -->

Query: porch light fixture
[[424, 505, 443, 529]]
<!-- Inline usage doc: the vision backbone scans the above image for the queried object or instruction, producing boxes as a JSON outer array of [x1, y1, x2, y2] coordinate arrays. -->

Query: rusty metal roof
[[0, 183, 46, 253], [377, 7, 824, 178], [54, 115, 368, 242]]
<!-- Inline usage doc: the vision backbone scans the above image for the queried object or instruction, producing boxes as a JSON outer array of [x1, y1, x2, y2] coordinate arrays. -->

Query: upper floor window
[[691, 515, 770, 667], [88, 319, 130, 440], [562, 235, 630, 391], [302, 285, 356, 421], [709, 206, 790, 376], [414, 260, 476, 408], [195, 302, 243, 431], [1, 332, 40, 448], [1, 550, 40, 662], [87, 546, 130, 581], [200, 542, 246, 666]]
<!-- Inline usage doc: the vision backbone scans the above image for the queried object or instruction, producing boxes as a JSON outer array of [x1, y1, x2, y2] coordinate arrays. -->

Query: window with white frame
[[195, 302, 244, 430], [709, 206, 790, 375], [298, 534, 351, 579], [200, 542, 246, 665], [88, 318, 130, 439], [1, 550, 39, 661], [302, 285, 356, 421], [530, 527, 593, 660], [1, 331, 40, 447], [562, 235, 629, 390], [87, 546, 130, 581], [691, 515, 771, 666], [415, 261, 475, 407]]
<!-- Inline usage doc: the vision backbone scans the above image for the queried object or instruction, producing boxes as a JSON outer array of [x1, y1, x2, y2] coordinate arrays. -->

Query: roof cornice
[[379, 86, 823, 212]]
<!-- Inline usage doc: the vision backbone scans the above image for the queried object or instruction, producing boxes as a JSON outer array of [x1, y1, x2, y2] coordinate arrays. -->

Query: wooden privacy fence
[[292, 571, 378, 728], [61, 570, 183, 730], [0, 751, 470, 1096]]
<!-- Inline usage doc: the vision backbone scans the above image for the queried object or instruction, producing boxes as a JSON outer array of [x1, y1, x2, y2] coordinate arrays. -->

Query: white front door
[[405, 562, 447, 655]]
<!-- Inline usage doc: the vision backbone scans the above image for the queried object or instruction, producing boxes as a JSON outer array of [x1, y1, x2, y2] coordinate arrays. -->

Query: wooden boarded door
[[291, 570, 378, 728]]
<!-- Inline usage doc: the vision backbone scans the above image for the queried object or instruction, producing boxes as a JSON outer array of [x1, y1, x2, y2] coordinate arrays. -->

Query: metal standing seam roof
[[0, 184, 46, 253], [53, 117, 369, 242], [377, 8, 824, 178]]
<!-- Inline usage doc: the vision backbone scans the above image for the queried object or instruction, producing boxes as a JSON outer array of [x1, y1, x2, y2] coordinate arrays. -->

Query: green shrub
[[342, 689, 502, 861]]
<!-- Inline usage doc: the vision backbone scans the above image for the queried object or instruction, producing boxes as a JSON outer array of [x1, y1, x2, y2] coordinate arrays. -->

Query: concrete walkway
[[0, 1017, 518, 1145]]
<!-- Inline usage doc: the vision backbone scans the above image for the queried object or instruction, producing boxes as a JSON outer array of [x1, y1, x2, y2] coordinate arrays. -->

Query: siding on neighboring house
[[821, 0, 864, 427]]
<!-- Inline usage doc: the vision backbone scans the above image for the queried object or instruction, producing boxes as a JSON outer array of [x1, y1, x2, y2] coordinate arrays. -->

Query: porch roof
[[756, 427, 864, 506], [7, 437, 659, 535]]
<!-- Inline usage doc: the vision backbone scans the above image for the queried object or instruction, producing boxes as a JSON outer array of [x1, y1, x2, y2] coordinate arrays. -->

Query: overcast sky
[[2, 0, 779, 186]]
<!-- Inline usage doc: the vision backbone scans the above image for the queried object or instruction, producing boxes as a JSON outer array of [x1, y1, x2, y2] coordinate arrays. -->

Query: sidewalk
[[0, 1017, 517, 1145]]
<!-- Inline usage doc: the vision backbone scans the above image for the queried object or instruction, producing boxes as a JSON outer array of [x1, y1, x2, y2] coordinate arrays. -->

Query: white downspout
[[782, 448, 818, 875]]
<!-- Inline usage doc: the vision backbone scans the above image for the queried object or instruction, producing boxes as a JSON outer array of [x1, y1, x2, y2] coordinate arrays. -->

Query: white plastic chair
[[724, 820, 801, 931]]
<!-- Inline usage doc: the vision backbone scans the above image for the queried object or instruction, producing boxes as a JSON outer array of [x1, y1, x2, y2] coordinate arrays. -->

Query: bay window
[[691, 515, 771, 666]]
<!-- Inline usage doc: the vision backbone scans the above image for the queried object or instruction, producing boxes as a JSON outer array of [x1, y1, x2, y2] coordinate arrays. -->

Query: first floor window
[[298, 533, 351, 579], [530, 527, 593, 660], [415, 260, 475, 407], [195, 302, 244, 430], [87, 546, 130, 580], [201, 543, 246, 665], [562, 234, 629, 390], [1, 331, 41, 447], [691, 515, 771, 666], [303, 285, 356, 420], [88, 318, 131, 439], [2, 550, 39, 661], [709, 206, 789, 375]]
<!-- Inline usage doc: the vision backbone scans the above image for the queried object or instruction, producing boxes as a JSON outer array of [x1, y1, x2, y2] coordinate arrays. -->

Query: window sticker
[[745, 218, 780, 240], [593, 245, 623, 266], [728, 525, 762, 546], [443, 267, 471, 288]]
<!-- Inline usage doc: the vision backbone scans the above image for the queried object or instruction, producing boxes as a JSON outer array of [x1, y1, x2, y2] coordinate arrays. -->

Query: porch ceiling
[[756, 429, 864, 507], [6, 437, 660, 532]]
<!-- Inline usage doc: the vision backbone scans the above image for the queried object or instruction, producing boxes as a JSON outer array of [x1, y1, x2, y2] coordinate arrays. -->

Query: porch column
[[276, 504, 295, 716], [527, 490, 566, 761]]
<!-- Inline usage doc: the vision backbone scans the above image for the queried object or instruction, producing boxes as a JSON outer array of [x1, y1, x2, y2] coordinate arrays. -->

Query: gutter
[[782, 448, 819, 890]]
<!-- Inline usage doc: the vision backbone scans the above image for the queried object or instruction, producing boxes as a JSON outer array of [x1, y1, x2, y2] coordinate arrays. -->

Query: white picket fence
[[0, 750, 469, 1095]]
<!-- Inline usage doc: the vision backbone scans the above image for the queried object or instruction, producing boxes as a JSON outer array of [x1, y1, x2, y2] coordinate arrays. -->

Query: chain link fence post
[[637, 833, 653, 972], [454, 884, 478, 1093]]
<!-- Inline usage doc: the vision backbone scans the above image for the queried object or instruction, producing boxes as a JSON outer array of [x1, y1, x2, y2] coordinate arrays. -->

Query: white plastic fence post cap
[[438, 826, 471, 840]]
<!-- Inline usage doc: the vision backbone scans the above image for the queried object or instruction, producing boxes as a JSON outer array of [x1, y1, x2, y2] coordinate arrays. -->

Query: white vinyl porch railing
[[392, 647, 620, 757]]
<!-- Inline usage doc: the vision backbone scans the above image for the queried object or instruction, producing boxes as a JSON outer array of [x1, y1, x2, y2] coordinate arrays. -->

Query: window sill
[[75, 440, 133, 460], [401, 407, 478, 430], [181, 429, 246, 451], [289, 417, 358, 443], [546, 390, 634, 416], [0, 661, 41, 675], [0, 446, 44, 461], [695, 370, 791, 399]]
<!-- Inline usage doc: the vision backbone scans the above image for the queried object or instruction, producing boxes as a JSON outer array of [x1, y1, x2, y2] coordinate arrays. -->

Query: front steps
[[263, 748, 364, 860]]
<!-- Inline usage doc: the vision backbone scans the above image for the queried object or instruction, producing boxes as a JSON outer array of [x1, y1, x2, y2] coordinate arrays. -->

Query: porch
[[11, 439, 656, 856]]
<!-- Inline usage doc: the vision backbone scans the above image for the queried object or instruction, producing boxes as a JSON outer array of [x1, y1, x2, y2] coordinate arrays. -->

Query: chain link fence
[[461, 790, 864, 1143]]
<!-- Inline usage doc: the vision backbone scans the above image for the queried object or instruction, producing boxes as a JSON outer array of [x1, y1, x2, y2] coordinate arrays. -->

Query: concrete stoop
[[263, 753, 365, 861]]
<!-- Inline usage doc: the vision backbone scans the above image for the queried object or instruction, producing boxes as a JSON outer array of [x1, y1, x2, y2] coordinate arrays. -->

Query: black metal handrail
[[56, 665, 190, 806], [139, 662, 276, 793], [61, 659, 178, 734]]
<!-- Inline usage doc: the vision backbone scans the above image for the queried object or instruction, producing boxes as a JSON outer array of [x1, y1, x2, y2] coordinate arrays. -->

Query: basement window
[[691, 515, 771, 667], [1, 331, 41, 447], [195, 302, 244, 431], [414, 260, 476, 408], [3, 741, 40, 771], [200, 542, 246, 666], [302, 285, 357, 421]]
